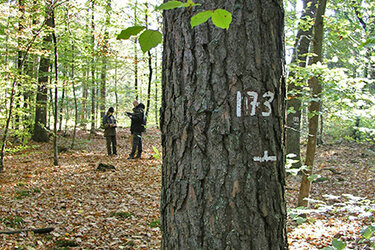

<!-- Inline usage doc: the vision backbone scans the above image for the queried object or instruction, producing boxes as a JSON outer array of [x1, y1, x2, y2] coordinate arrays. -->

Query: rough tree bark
[[161, 0, 287, 248], [297, 0, 328, 208], [286, 0, 317, 168]]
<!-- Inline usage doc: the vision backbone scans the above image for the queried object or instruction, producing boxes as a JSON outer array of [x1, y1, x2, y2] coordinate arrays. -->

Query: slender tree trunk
[[81, 68, 88, 128], [33, 5, 54, 142], [71, 45, 78, 149], [51, 6, 58, 166], [133, 0, 138, 100], [96, 86, 99, 127], [90, 0, 96, 135], [286, 0, 317, 168], [15, 0, 25, 133], [64, 100, 69, 134], [100, 60, 107, 120], [58, 84, 65, 131], [155, 47, 159, 128], [134, 43, 138, 100], [4, 0, 10, 69], [146, 50, 152, 117], [58, 50, 66, 132], [145, 2, 152, 118], [317, 112, 323, 145], [100, 0, 111, 120], [66, 6, 78, 148], [115, 54, 119, 111], [297, 0, 328, 208], [48, 86, 53, 129], [161, 0, 287, 248]]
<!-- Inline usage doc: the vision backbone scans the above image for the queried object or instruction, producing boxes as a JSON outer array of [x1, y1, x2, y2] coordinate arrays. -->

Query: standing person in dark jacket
[[103, 107, 117, 156], [127, 100, 145, 159]]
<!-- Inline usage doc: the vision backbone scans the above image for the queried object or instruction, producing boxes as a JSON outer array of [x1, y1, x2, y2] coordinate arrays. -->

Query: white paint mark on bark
[[237, 91, 242, 117], [261, 91, 274, 117], [236, 90, 275, 117], [247, 91, 258, 116], [253, 151, 277, 162]]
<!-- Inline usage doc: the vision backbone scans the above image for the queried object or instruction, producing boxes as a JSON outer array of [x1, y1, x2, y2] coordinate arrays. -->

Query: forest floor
[[0, 128, 374, 249]]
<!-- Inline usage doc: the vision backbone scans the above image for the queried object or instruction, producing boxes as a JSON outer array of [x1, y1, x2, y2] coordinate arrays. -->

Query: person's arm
[[131, 111, 143, 122]]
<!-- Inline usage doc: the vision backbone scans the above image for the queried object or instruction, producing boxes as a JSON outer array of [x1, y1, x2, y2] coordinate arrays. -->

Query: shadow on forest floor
[[0, 128, 374, 249]]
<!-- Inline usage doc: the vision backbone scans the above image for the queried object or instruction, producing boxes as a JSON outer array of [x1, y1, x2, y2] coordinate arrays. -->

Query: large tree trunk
[[297, 0, 328, 208], [286, 0, 317, 168], [33, 5, 53, 142], [161, 1, 287, 248]]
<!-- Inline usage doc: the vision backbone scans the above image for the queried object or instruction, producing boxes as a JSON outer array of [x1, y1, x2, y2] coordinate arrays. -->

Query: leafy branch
[[117, 0, 232, 53]]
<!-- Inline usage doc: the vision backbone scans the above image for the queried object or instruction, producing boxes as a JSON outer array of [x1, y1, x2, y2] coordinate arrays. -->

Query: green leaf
[[287, 106, 296, 114], [307, 174, 320, 182], [117, 26, 146, 40], [295, 217, 306, 225], [152, 146, 162, 160], [156, 1, 184, 10], [0, 23, 5, 35], [332, 238, 346, 250], [139, 30, 162, 53], [211, 9, 232, 30], [182, 0, 201, 8], [190, 11, 213, 28], [359, 37, 375, 48], [361, 226, 373, 239]]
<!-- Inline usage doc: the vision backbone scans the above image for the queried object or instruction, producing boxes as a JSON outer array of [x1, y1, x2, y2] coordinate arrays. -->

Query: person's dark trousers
[[106, 135, 117, 155], [130, 132, 142, 158]]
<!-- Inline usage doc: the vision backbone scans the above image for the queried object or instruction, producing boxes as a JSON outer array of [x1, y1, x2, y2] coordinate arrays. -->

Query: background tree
[[32, 2, 54, 142], [285, 0, 317, 168], [297, 0, 327, 207]]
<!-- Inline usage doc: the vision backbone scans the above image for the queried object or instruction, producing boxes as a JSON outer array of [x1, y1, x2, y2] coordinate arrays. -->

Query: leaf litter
[[0, 129, 374, 249]]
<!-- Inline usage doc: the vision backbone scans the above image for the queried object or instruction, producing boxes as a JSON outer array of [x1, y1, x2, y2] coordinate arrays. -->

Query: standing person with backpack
[[103, 107, 117, 156], [127, 100, 146, 159]]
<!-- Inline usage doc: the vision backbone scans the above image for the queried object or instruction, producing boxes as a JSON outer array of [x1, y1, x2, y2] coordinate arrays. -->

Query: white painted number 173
[[236, 91, 275, 117]]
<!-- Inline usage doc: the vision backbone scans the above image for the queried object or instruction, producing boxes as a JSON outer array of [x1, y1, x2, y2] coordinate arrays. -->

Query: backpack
[[141, 114, 147, 132]]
